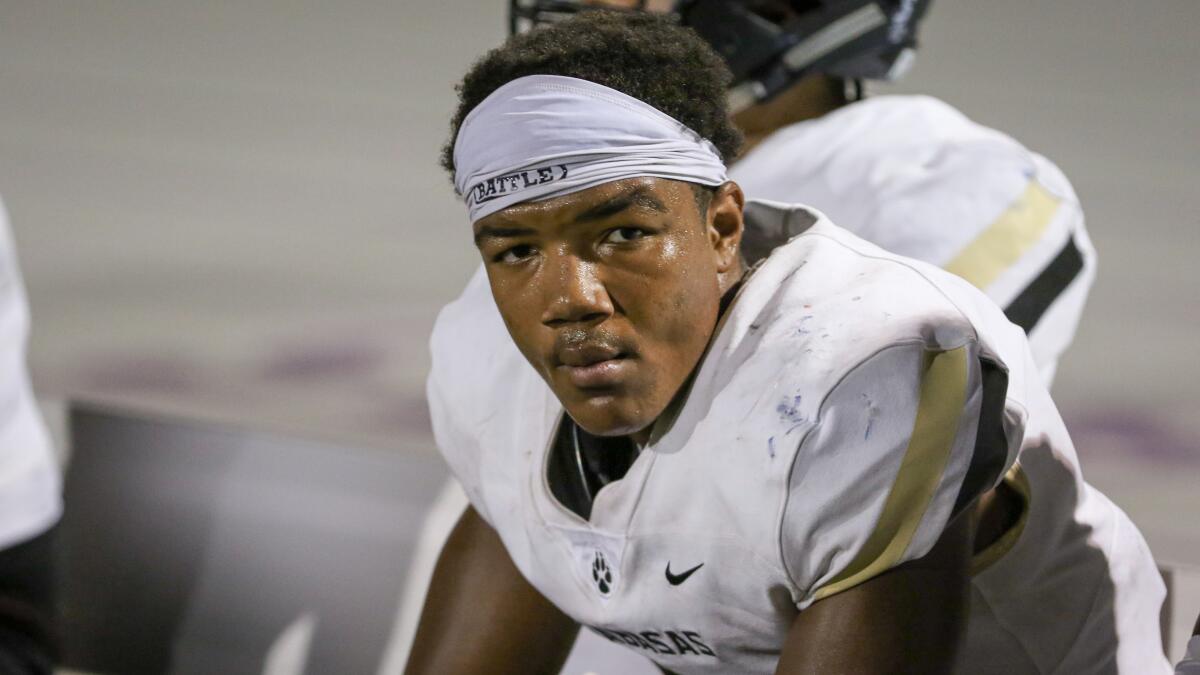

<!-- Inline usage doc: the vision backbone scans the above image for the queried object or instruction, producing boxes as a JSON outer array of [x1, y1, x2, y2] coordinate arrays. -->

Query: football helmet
[[508, 0, 932, 110]]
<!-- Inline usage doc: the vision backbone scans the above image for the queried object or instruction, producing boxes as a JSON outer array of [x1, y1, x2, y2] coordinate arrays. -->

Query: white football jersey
[[730, 95, 1096, 385], [0, 197, 61, 549], [427, 202, 1168, 674]]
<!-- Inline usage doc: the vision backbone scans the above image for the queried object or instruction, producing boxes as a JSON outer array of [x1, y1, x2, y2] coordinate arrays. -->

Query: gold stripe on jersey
[[970, 463, 1031, 576], [813, 346, 970, 601], [943, 181, 1061, 290]]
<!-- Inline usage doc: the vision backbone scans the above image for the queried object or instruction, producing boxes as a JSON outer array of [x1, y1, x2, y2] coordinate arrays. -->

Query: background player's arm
[[774, 511, 973, 675], [404, 505, 579, 675]]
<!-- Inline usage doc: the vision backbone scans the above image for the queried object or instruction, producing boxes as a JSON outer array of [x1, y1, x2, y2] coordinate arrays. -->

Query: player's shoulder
[[800, 95, 1041, 189], [735, 95, 1081, 264], [805, 94, 1023, 155], [740, 202, 988, 361], [428, 265, 532, 429], [744, 95, 1022, 159], [838, 94, 988, 135], [709, 205, 1005, 445], [426, 266, 547, 520]]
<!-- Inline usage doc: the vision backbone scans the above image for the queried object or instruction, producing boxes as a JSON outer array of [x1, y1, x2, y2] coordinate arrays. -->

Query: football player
[[0, 197, 62, 674], [390, 2, 1103, 671], [406, 12, 1168, 674]]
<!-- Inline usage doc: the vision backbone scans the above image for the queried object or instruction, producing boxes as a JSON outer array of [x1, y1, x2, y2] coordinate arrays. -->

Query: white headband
[[453, 75, 729, 223]]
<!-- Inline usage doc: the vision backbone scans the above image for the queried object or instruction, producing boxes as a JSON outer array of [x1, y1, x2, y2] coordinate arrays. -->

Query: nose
[[540, 252, 613, 327]]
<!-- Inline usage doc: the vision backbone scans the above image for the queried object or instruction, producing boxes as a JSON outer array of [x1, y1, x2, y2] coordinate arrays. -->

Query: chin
[[567, 396, 653, 439]]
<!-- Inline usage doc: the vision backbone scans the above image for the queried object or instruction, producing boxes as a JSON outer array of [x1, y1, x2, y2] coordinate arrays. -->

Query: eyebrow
[[473, 225, 538, 247], [472, 186, 669, 246], [573, 186, 669, 223]]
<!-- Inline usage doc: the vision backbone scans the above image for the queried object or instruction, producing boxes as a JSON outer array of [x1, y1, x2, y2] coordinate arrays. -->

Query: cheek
[[627, 242, 721, 361], [488, 275, 547, 365], [660, 279, 719, 347], [662, 236, 720, 321]]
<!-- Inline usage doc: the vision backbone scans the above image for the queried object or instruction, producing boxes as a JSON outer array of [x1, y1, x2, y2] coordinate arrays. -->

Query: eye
[[495, 244, 537, 264], [604, 227, 649, 244]]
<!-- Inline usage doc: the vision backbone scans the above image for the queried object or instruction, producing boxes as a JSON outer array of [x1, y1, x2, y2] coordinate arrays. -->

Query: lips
[[558, 343, 622, 367], [555, 342, 632, 390]]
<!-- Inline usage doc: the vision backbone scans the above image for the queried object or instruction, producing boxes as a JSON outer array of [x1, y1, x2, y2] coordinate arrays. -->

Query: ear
[[707, 181, 745, 275]]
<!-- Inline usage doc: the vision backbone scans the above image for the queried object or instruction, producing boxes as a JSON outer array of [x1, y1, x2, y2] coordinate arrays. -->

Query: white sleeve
[[0, 197, 61, 549], [781, 339, 1023, 609], [1013, 155, 1096, 387], [940, 153, 1096, 388]]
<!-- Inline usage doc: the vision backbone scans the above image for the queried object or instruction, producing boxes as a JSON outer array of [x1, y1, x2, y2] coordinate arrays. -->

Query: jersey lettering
[[666, 630, 700, 655], [589, 625, 716, 659], [683, 630, 716, 656]]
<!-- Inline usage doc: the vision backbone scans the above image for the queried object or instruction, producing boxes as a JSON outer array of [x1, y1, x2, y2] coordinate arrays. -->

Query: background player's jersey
[[428, 203, 1168, 674], [0, 197, 60, 550], [730, 95, 1096, 384]]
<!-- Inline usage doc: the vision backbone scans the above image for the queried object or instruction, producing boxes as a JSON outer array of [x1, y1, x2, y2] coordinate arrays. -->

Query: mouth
[[555, 344, 633, 390]]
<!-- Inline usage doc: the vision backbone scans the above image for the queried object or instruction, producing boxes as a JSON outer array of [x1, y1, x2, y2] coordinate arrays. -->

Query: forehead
[[473, 177, 693, 233]]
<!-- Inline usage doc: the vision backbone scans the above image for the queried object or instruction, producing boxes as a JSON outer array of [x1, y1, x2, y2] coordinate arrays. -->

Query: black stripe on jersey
[[1004, 236, 1085, 333], [952, 357, 1010, 517]]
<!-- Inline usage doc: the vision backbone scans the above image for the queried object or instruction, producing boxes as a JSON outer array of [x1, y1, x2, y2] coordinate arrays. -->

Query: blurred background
[[0, 0, 1197, 670]]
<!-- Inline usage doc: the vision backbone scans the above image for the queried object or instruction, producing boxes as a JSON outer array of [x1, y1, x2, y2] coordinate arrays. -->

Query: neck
[[732, 75, 849, 156], [630, 427, 653, 447]]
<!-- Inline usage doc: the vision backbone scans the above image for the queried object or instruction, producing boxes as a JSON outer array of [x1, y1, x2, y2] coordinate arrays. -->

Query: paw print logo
[[591, 550, 613, 596]]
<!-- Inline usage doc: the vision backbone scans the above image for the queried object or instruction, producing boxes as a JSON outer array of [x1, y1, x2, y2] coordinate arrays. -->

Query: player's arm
[[404, 504, 579, 675], [774, 510, 973, 675]]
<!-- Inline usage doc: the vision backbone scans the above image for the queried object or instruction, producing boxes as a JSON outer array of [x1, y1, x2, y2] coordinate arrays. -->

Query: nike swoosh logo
[[665, 562, 704, 586]]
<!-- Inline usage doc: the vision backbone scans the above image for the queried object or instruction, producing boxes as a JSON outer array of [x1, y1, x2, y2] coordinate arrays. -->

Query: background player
[[0, 196, 62, 674], [389, 1, 1100, 670]]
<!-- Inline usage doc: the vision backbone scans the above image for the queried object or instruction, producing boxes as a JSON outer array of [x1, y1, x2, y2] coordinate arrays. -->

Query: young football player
[[389, 2, 1107, 671], [390, 7, 1103, 668], [405, 12, 1168, 674]]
